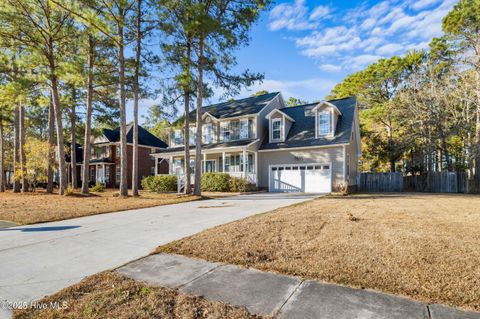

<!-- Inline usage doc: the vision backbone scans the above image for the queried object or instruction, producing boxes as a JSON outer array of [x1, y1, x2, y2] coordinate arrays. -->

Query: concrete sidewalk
[[117, 253, 480, 319]]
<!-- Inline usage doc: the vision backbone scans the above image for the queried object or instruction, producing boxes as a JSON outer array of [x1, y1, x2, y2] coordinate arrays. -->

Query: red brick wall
[[78, 144, 169, 189]]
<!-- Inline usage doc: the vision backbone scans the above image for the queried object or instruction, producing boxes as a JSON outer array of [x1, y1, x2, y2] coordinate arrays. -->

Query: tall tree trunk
[[46, 96, 55, 193], [131, 0, 142, 196], [387, 125, 395, 172], [47, 96, 55, 193], [183, 41, 192, 195], [70, 87, 77, 188], [475, 68, 480, 179], [0, 114, 5, 192], [437, 147, 443, 172], [81, 35, 95, 195], [49, 54, 67, 195], [19, 104, 27, 192], [118, 19, 128, 197], [13, 103, 20, 192], [193, 39, 204, 196]]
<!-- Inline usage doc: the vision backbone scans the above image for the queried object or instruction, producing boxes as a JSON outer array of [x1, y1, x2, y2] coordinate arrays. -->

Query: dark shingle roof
[[101, 124, 168, 148], [259, 96, 357, 150], [173, 92, 280, 125], [154, 139, 256, 154]]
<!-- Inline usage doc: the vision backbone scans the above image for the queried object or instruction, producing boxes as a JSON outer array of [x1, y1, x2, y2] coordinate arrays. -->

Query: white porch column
[[154, 157, 158, 176], [203, 152, 207, 173], [242, 148, 247, 178], [222, 152, 226, 172], [169, 156, 173, 174], [254, 151, 258, 185]]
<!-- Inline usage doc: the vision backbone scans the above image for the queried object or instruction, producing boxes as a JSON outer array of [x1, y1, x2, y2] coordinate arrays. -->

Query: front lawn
[[14, 271, 261, 319], [0, 189, 200, 225], [157, 193, 480, 312]]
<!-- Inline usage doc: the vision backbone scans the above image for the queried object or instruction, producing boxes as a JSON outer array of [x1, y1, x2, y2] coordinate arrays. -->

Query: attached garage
[[269, 163, 332, 193]]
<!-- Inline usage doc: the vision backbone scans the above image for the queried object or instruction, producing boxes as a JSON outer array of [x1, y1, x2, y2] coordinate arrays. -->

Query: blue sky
[[133, 0, 457, 123]]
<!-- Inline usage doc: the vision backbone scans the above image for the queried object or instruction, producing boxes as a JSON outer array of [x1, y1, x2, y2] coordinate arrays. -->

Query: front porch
[[156, 150, 258, 185]]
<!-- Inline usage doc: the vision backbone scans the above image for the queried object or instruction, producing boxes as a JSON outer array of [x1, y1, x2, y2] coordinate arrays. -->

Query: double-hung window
[[203, 123, 213, 144], [240, 119, 249, 139], [221, 121, 231, 141], [318, 111, 332, 136], [189, 127, 196, 145], [271, 118, 282, 141], [173, 129, 183, 146]]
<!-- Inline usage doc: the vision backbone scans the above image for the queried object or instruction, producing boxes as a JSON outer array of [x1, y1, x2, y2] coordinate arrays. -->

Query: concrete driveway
[[0, 193, 318, 311]]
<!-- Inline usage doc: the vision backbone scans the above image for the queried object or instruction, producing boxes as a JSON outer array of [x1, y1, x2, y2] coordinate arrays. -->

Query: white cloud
[[410, 0, 442, 10], [268, 0, 332, 31], [344, 55, 383, 70], [309, 5, 331, 20], [270, 0, 456, 72], [376, 43, 403, 55], [319, 64, 341, 72]]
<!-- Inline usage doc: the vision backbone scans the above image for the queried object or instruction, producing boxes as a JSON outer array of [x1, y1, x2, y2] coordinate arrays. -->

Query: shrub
[[141, 175, 177, 193], [90, 182, 105, 192], [229, 176, 249, 192], [201, 173, 231, 192], [141, 176, 155, 191], [64, 185, 74, 196]]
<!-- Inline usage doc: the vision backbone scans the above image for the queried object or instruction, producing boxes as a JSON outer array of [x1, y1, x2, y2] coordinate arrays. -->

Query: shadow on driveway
[[0, 226, 81, 232]]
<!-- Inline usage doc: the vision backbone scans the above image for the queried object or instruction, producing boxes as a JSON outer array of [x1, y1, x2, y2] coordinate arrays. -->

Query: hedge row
[[141, 175, 177, 193], [201, 172, 255, 193], [141, 173, 256, 193]]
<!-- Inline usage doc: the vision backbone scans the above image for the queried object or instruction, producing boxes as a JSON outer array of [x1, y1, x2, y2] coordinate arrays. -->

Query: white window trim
[[316, 109, 333, 138], [270, 118, 283, 142], [239, 118, 249, 140]]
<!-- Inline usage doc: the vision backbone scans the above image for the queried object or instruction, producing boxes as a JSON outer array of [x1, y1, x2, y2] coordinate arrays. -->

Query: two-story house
[[68, 124, 169, 188], [151, 92, 361, 193]]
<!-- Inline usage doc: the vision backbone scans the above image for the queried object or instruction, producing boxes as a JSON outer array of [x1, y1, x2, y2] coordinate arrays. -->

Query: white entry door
[[269, 163, 332, 193], [96, 166, 104, 183]]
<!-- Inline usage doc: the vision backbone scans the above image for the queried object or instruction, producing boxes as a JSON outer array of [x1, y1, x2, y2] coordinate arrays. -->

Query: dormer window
[[317, 111, 332, 136], [271, 118, 282, 141]]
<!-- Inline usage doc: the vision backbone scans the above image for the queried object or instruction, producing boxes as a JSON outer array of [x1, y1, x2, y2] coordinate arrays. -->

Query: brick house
[[68, 124, 169, 188]]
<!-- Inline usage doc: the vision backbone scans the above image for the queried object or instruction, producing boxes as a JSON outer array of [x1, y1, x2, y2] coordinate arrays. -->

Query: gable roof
[[173, 92, 280, 125], [265, 108, 296, 122], [101, 124, 168, 148], [259, 96, 357, 150]]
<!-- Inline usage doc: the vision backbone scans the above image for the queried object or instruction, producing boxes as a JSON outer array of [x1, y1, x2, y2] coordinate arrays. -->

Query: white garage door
[[269, 163, 332, 193]]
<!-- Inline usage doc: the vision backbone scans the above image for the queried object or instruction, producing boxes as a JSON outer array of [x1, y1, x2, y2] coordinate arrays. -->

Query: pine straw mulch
[[157, 193, 480, 312], [14, 271, 263, 319]]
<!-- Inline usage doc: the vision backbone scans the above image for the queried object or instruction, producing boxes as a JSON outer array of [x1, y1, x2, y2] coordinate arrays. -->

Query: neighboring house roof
[[259, 96, 357, 150], [154, 139, 256, 154], [173, 92, 280, 125], [101, 124, 168, 148]]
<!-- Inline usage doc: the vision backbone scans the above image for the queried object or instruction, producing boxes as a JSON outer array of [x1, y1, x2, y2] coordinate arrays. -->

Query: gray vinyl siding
[[256, 94, 282, 141], [258, 146, 345, 188]]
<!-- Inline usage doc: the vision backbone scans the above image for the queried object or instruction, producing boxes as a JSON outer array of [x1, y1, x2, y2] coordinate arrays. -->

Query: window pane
[[318, 112, 331, 135], [272, 119, 281, 140]]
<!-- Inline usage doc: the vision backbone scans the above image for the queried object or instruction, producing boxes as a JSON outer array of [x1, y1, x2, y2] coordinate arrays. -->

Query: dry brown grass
[[158, 193, 480, 312], [0, 189, 200, 225], [13, 271, 262, 319]]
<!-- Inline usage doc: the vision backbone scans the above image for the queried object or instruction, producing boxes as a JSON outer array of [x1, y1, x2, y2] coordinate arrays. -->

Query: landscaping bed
[[0, 189, 200, 225], [13, 271, 262, 319], [157, 193, 480, 312]]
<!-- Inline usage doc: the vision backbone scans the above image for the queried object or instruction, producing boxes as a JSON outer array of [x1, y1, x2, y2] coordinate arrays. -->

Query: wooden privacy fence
[[357, 172, 403, 192], [358, 172, 479, 193]]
